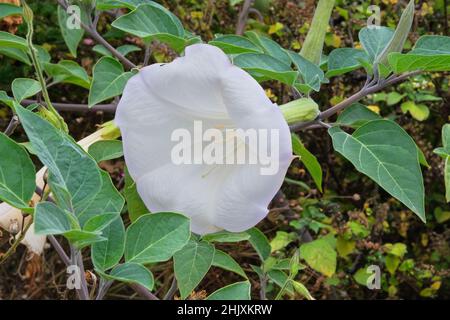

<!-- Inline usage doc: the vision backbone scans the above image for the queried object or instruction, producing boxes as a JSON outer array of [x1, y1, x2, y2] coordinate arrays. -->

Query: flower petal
[[116, 44, 292, 234]]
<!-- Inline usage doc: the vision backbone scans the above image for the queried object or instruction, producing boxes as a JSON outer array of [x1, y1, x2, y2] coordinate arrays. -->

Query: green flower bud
[[280, 98, 320, 124]]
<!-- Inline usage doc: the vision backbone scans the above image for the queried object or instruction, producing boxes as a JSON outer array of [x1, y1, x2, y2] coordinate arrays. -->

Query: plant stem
[[0, 219, 32, 265], [56, 0, 137, 70], [21, 99, 117, 113], [290, 71, 421, 131], [130, 284, 160, 300], [70, 246, 90, 300], [3, 115, 19, 136], [48, 235, 70, 266], [163, 277, 178, 300], [235, 0, 254, 35]]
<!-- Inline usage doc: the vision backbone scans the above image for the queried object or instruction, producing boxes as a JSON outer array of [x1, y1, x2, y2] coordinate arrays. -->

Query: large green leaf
[[57, 5, 85, 57], [88, 56, 134, 107], [124, 212, 190, 264], [0, 133, 35, 209], [288, 50, 324, 93], [111, 3, 187, 52], [244, 31, 291, 65], [0, 3, 22, 20], [15, 105, 102, 211], [329, 120, 425, 221], [96, 0, 153, 10], [206, 281, 251, 300], [0, 47, 31, 65], [11, 78, 41, 103], [336, 103, 381, 128], [209, 35, 263, 55], [107, 262, 154, 291], [44, 60, 91, 89], [359, 26, 394, 62], [74, 170, 124, 229], [300, 236, 337, 277], [88, 140, 123, 162], [388, 35, 450, 73], [174, 239, 215, 299], [291, 133, 323, 192], [212, 250, 247, 279], [326, 48, 368, 77], [0, 31, 27, 50], [92, 217, 125, 271], [233, 53, 298, 85], [34, 201, 77, 235]]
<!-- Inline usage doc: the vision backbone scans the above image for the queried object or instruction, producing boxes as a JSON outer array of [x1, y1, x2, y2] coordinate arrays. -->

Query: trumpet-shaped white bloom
[[115, 44, 292, 234]]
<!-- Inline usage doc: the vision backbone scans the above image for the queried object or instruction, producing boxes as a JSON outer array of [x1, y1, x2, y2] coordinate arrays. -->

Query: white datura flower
[[116, 44, 293, 235]]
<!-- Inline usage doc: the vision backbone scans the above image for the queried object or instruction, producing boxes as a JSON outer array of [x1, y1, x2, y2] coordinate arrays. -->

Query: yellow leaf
[[268, 22, 284, 35], [367, 105, 380, 114]]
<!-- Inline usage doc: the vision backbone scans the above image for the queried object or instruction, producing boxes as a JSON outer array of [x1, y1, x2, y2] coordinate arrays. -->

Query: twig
[[48, 235, 70, 266], [22, 99, 117, 113], [235, 0, 254, 35], [163, 277, 178, 300], [290, 71, 421, 131], [130, 284, 160, 300], [0, 219, 32, 265], [3, 115, 19, 136], [143, 43, 152, 66], [56, 0, 137, 70]]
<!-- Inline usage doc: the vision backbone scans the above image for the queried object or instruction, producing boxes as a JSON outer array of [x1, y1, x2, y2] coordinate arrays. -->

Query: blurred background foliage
[[0, 0, 449, 299]]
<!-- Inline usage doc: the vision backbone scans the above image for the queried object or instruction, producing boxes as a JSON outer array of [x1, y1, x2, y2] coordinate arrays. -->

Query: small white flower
[[116, 44, 292, 234]]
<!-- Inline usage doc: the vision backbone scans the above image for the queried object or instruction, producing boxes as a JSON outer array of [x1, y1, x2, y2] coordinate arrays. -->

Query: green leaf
[[12, 78, 41, 103], [92, 217, 125, 271], [0, 132, 35, 209], [93, 44, 142, 57], [267, 270, 294, 295], [233, 53, 298, 85], [288, 51, 325, 93], [108, 262, 154, 291], [75, 170, 124, 229], [336, 103, 381, 128], [96, 0, 153, 10], [326, 48, 368, 77], [125, 212, 190, 264], [15, 105, 102, 211], [270, 231, 296, 252], [206, 281, 251, 300], [57, 5, 85, 57], [34, 201, 77, 235], [329, 120, 425, 221], [388, 35, 450, 73], [0, 31, 27, 50], [354, 267, 371, 286], [300, 237, 337, 277], [111, 3, 187, 52], [0, 3, 22, 20], [209, 35, 263, 54], [123, 166, 149, 222], [244, 31, 291, 65], [212, 250, 247, 279], [400, 101, 430, 121], [376, 0, 415, 66], [359, 26, 394, 62], [202, 231, 250, 243], [291, 134, 323, 192], [88, 140, 123, 162], [0, 47, 31, 65], [64, 229, 106, 248], [434, 124, 450, 202], [44, 60, 91, 89], [386, 92, 405, 106], [292, 281, 314, 300], [246, 227, 271, 261], [89, 56, 134, 107], [174, 239, 215, 299]]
